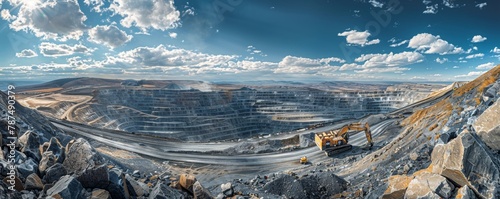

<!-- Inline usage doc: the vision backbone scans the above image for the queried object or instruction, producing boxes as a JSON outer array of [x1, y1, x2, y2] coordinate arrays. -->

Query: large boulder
[[17, 131, 41, 162], [179, 174, 197, 193], [124, 174, 147, 197], [46, 175, 85, 199], [193, 181, 213, 199], [431, 132, 500, 198], [41, 137, 65, 163], [473, 98, 500, 151], [24, 173, 43, 190], [17, 158, 38, 180], [405, 172, 454, 199], [63, 138, 104, 175], [106, 168, 126, 199], [91, 189, 111, 199], [43, 163, 67, 184], [76, 164, 110, 189], [382, 175, 413, 199]]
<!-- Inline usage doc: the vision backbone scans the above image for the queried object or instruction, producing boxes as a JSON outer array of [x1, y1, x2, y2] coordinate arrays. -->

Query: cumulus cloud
[[423, 4, 438, 14], [88, 25, 133, 49], [471, 35, 487, 43], [455, 71, 485, 78], [476, 2, 487, 9], [408, 33, 464, 55], [442, 0, 459, 8], [39, 42, 94, 57], [340, 51, 423, 73], [338, 30, 380, 46], [275, 56, 345, 74], [109, 0, 181, 31], [16, 49, 38, 58], [465, 53, 484, 59], [492, 47, 500, 53], [9, 0, 88, 41], [476, 62, 496, 70], [435, 57, 448, 64], [1, 9, 14, 21]]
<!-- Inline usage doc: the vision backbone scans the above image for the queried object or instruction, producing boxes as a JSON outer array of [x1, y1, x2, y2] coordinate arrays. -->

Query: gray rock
[[46, 175, 85, 199], [63, 138, 104, 175], [221, 182, 233, 196], [24, 173, 43, 190], [409, 152, 419, 161], [405, 172, 454, 199], [18, 131, 41, 162], [43, 163, 67, 184], [106, 168, 126, 199], [17, 158, 38, 180], [90, 189, 111, 199], [193, 181, 213, 199], [76, 164, 109, 189], [124, 174, 147, 197], [454, 185, 477, 199], [149, 183, 188, 199], [43, 137, 65, 163], [473, 98, 500, 151], [38, 151, 57, 175], [431, 132, 500, 198], [382, 175, 413, 199]]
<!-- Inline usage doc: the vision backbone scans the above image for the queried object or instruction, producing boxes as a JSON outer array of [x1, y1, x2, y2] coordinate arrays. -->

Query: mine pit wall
[[71, 89, 418, 141]]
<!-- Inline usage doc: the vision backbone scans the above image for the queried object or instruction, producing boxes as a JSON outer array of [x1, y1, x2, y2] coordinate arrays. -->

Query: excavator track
[[324, 144, 353, 156]]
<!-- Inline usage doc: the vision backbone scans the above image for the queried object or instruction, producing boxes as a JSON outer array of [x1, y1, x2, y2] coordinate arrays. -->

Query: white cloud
[[276, 56, 345, 74], [408, 33, 464, 55], [423, 4, 438, 14], [39, 42, 94, 57], [84, 0, 105, 12], [465, 53, 484, 59], [442, 0, 459, 8], [16, 49, 38, 58], [1, 9, 14, 21], [88, 25, 133, 49], [338, 30, 380, 46], [491, 47, 500, 54], [455, 71, 486, 78], [340, 51, 423, 73], [435, 58, 448, 64], [369, 0, 383, 8], [476, 62, 496, 70], [431, 74, 442, 77], [453, 66, 459, 69], [247, 46, 267, 57], [390, 40, 408, 47], [9, 0, 88, 41], [476, 2, 487, 9], [109, 0, 181, 31], [169, 32, 178, 38], [471, 35, 487, 43]]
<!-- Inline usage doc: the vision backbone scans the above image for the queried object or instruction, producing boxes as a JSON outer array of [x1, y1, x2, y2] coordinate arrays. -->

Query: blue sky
[[0, 0, 499, 82]]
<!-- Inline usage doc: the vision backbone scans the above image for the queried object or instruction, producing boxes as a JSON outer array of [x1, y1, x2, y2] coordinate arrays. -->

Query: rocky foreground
[[2, 66, 500, 198]]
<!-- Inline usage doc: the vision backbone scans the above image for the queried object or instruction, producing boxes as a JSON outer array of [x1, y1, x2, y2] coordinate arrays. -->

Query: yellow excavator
[[314, 122, 373, 156]]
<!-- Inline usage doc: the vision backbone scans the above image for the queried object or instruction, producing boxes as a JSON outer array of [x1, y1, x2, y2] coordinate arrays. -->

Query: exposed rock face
[[473, 98, 500, 151], [405, 172, 454, 199], [46, 175, 85, 199], [299, 132, 316, 148], [193, 181, 213, 199], [44, 137, 66, 163], [63, 138, 104, 175], [431, 132, 500, 198], [382, 175, 413, 199], [76, 164, 110, 189]]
